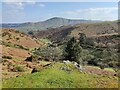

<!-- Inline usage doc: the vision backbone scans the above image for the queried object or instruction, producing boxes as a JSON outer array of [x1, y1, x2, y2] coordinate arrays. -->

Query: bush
[[79, 33, 95, 48], [2, 55, 12, 59], [31, 67, 41, 73], [98, 63, 106, 69], [2, 32, 10, 37], [34, 46, 63, 61], [25, 56, 33, 62], [86, 38, 95, 47], [89, 48, 119, 69], [28, 31, 34, 35], [13, 65, 25, 72], [15, 30, 20, 33], [25, 55, 42, 62], [79, 49, 94, 65], [14, 44, 29, 50], [16, 37, 20, 41]]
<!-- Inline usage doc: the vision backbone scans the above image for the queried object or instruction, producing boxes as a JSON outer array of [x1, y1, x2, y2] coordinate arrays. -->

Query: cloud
[[39, 3, 45, 7], [2, 0, 119, 2], [64, 7, 118, 21], [2, 2, 25, 23], [4, 2, 24, 9], [2, 0, 36, 2], [2, 2, 45, 23]]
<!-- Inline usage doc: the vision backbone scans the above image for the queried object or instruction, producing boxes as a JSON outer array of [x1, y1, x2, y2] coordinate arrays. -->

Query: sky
[[1, 2, 118, 23]]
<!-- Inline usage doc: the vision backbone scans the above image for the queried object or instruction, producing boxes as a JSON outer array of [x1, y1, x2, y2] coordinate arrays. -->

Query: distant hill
[[35, 21, 118, 40], [1, 17, 101, 33], [34, 21, 119, 48]]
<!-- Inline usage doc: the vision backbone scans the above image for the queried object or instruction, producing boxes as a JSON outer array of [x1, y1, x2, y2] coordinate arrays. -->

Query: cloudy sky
[[1, 2, 118, 23]]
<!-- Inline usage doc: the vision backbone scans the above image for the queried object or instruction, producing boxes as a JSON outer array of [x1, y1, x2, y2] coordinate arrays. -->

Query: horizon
[[1, 2, 118, 23], [1, 16, 117, 24]]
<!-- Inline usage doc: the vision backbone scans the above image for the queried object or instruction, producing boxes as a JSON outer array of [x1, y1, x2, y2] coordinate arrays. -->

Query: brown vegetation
[[1, 28, 43, 49]]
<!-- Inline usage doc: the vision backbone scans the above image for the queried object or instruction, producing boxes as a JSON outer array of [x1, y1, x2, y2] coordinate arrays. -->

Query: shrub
[[86, 38, 95, 47], [34, 46, 63, 61], [25, 56, 33, 62], [79, 49, 94, 65], [2, 55, 12, 59], [15, 30, 20, 33], [13, 65, 25, 72], [31, 67, 40, 73], [14, 44, 29, 50], [79, 33, 95, 48], [2, 32, 10, 37], [16, 37, 20, 41], [98, 63, 106, 69], [25, 55, 42, 62], [2, 41, 13, 47], [28, 31, 34, 35]]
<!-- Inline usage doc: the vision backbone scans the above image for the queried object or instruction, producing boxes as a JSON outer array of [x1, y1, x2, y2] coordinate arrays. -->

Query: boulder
[[73, 62, 84, 72], [63, 60, 71, 64]]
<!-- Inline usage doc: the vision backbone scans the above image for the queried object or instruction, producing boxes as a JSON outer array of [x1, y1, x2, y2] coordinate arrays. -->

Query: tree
[[72, 43, 82, 64], [64, 37, 82, 63], [79, 33, 95, 48], [86, 38, 95, 47], [64, 37, 77, 61], [79, 33, 87, 47]]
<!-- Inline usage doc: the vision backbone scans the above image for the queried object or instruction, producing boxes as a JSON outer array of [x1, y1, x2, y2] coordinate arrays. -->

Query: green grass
[[2, 41, 29, 50], [2, 62, 118, 88], [104, 68, 115, 72], [38, 61, 51, 65], [12, 57, 22, 61], [39, 38, 51, 44]]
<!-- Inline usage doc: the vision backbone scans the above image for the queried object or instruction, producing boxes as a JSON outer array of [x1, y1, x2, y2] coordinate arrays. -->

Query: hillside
[[1, 28, 43, 49], [1, 28, 45, 79], [2, 62, 118, 88], [1, 17, 100, 33], [34, 21, 118, 41], [1, 28, 44, 62], [1, 21, 119, 89]]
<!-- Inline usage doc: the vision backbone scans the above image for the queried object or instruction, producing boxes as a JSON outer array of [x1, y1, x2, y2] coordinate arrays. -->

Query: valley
[[1, 18, 119, 88]]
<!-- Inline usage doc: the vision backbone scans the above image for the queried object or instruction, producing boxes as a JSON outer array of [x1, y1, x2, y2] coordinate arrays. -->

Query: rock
[[73, 62, 84, 72], [74, 62, 78, 68], [63, 60, 71, 64]]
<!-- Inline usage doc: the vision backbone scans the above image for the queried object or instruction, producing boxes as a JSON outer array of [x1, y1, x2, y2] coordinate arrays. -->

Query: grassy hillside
[[2, 62, 118, 88]]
